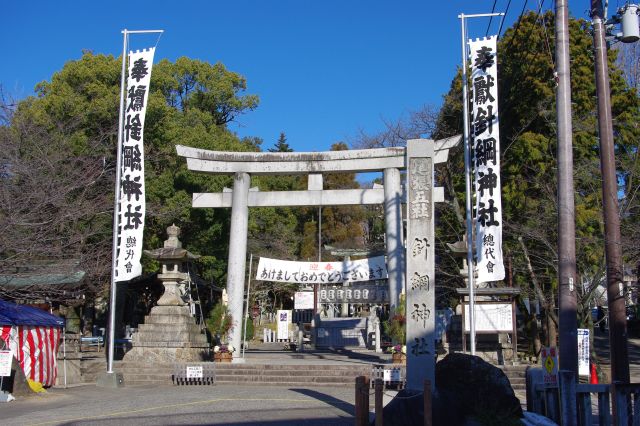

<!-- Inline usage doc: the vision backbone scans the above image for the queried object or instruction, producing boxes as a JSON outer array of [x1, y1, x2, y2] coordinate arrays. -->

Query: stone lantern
[[123, 224, 209, 362], [144, 224, 199, 306]]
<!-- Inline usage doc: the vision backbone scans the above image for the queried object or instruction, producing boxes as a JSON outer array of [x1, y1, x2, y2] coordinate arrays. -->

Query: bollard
[[355, 376, 370, 426], [374, 318, 382, 353], [297, 324, 304, 353], [375, 378, 383, 426], [424, 380, 432, 426]]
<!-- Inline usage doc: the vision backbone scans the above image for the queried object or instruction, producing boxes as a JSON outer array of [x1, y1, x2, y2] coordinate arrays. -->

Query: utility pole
[[555, 0, 578, 376], [590, 0, 630, 384]]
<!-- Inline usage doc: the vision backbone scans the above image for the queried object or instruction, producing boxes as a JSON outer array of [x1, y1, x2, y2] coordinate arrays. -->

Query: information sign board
[[186, 365, 203, 379], [383, 368, 402, 382], [464, 303, 513, 332], [0, 351, 13, 377], [294, 292, 314, 310], [577, 328, 590, 377]]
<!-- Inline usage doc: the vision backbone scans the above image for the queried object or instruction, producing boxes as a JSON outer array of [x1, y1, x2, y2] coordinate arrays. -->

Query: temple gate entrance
[[176, 136, 459, 390]]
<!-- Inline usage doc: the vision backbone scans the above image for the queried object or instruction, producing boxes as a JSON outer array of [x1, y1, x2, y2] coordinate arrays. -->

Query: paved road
[[2, 384, 363, 426], [4, 331, 638, 425], [593, 328, 640, 382]]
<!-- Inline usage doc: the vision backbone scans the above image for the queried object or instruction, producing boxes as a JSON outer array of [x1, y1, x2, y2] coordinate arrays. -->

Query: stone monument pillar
[[123, 224, 209, 362]]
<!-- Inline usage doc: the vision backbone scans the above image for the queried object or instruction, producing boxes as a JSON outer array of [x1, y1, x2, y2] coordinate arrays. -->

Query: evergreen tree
[[1, 52, 261, 297], [433, 11, 640, 348], [268, 132, 293, 152]]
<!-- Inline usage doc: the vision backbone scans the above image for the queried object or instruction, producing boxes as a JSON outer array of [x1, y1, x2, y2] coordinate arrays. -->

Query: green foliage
[[433, 11, 640, 331], [300, 220, 319, 260], [316, 142, 366, 258], [152, 57, 259, 125], [242, 317, 255, 341], [206, 302, 233, 343], [383, 295, 406, 345], [5, 52, 262, 292], [268, 132, 293, 152]]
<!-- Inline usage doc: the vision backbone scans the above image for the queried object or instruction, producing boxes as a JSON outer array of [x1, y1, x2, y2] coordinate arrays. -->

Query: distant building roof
[[0, 271, 85, 288]]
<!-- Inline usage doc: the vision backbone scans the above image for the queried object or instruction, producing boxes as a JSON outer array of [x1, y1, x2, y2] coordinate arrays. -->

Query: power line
[[486, 0, 499, 36], [504, 0, 531, 54], [516, 1, 556, 86], [537, 1, 557, 73], [498, 0, 514, 37]]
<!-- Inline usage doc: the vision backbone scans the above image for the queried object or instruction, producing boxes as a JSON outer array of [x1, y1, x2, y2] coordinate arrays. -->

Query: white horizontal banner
[[256, 256, 388, 284]]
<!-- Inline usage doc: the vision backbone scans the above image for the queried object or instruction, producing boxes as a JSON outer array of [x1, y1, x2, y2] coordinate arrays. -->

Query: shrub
[[206, 302, 233, 344]]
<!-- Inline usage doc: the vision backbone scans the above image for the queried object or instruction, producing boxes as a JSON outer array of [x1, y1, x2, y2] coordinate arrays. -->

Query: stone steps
[[115, 361, 370, 387], [78, 358, 105, 383], [73, 358, 530, 391], [498, 365, 529, 390]]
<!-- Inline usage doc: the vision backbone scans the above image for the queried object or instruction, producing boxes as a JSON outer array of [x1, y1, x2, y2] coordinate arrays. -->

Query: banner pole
[[459, 14, 477, 356], [242, 253, 253, 358], [106, 29, 129, 374]]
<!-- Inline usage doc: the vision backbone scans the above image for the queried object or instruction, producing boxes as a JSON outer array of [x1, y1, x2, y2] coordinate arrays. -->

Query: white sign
[[294, 292, 314, 310], [115, 47, 156, 281], [464, 303, 513, 332], [541, 346, 558, 385], [0, 350, 12, 377], [578, 328, 590, 377], [383, 368, 402, 382], [256, 256, 388, 284], [468, 35, 505, 284], [186, 365, 203, 379], [277, 310, 291, 341]]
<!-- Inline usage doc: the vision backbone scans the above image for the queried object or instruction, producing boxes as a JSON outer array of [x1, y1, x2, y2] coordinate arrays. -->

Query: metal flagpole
[[62, 326, 67, 388], [106, 29, 129, 375], [458, 12, 503, 356], [242, 253, 253, 358]]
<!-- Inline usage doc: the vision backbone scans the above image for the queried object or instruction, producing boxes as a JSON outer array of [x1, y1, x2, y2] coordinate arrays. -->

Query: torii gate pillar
[[227, 172, 250, 352], [384, 167, 404, 313]]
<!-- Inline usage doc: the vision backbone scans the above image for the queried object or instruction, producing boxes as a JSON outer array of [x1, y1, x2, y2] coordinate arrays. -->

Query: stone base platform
[[123, 304, 209, 363]]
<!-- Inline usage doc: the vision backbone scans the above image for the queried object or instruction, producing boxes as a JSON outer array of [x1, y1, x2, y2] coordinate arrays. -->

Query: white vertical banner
[[116, 47, 155, 281], [469, 36, 505, 283]]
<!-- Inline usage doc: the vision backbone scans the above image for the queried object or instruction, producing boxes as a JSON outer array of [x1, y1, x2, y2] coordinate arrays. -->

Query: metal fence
[[172, 363, 216, 385]]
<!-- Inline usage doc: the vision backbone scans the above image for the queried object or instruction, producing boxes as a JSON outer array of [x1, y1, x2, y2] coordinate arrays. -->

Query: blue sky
[[3, 1, 581, 153]]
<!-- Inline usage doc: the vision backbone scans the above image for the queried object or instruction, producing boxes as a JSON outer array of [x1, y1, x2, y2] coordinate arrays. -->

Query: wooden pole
[[355, 375, 370, 426], [424, 379, 432, 426], [375, 378, 383, 426]]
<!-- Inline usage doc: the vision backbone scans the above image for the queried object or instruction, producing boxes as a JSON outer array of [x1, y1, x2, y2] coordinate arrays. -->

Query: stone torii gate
[[176, 136, 459, 389]]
